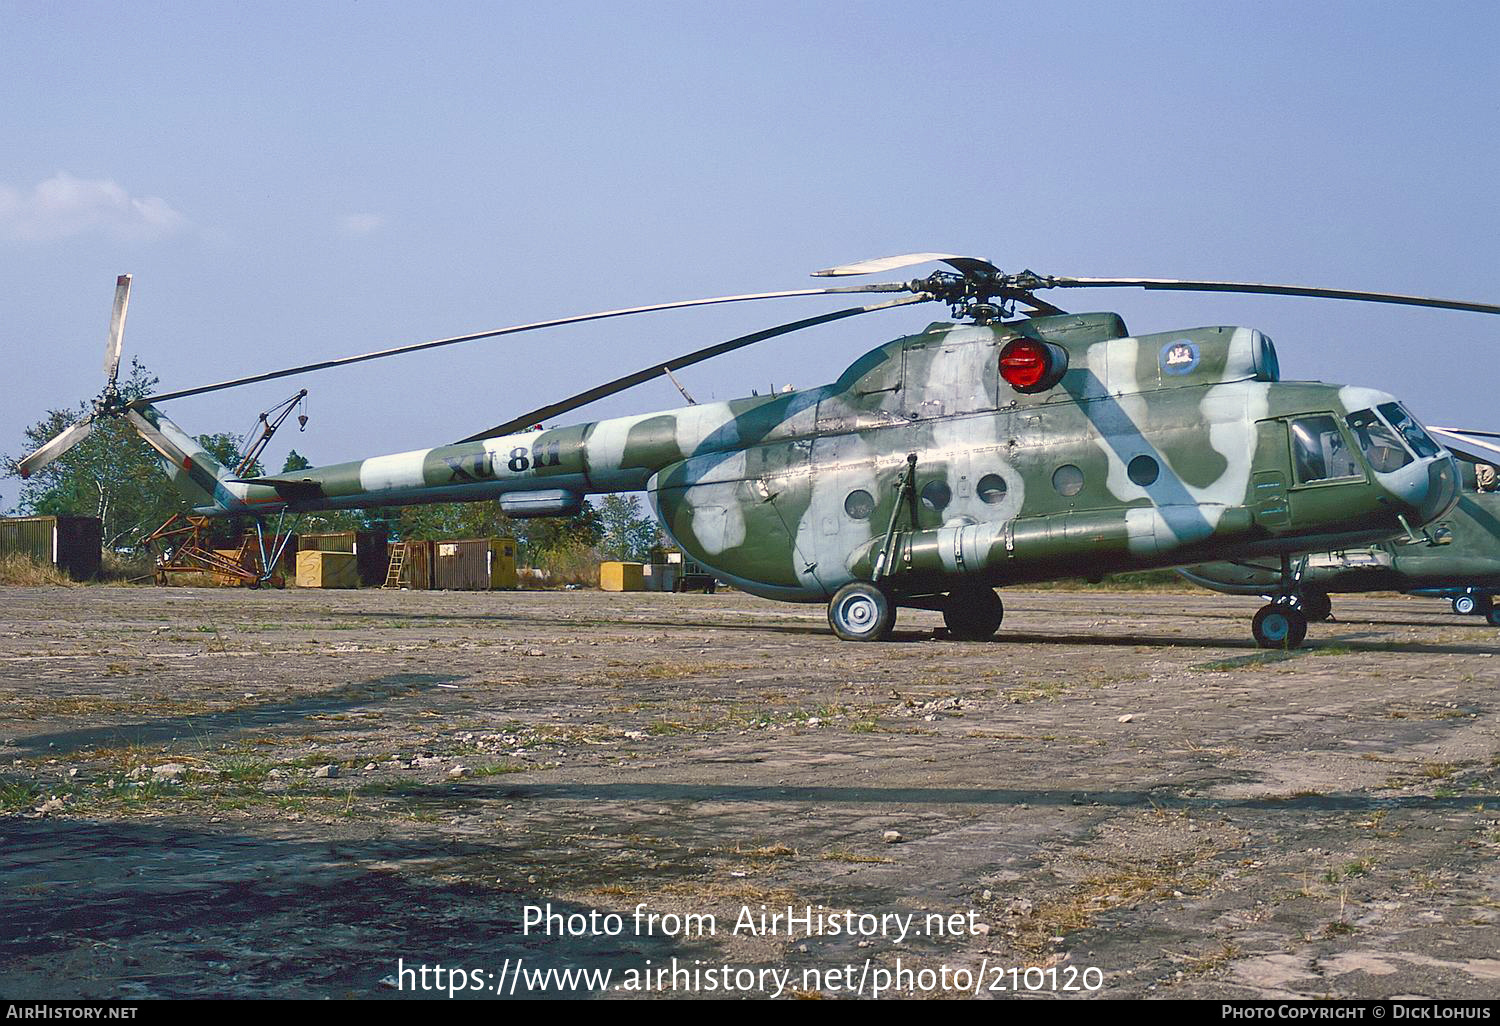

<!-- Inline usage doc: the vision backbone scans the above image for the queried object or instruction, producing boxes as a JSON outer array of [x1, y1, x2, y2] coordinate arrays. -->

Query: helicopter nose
[[1418, 453, 1460, 522], [1387, 453, 1460, 526]]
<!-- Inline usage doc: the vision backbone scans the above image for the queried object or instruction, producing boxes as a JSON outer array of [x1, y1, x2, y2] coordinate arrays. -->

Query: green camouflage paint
[[135, 312, 1458, 605]]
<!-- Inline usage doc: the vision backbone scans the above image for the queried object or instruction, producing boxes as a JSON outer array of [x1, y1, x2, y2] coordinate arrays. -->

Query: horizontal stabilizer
[[232, 476, 327, 501]]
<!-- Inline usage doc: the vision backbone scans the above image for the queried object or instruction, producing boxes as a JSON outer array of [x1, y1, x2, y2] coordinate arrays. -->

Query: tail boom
[[126, 405, 253, 514]]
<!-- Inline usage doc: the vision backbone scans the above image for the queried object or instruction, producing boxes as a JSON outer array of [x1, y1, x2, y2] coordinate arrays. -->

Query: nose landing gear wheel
[[942, 586, 1004, 640], [1252, 603, 1308, 649], [827, 582, 896, 642]]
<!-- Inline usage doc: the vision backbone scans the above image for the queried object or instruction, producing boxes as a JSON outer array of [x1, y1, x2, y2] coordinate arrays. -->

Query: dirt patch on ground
[[1, 586, 1496, 999]]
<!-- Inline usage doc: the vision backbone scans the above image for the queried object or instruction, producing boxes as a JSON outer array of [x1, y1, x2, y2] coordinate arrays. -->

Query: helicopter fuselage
[[191, 311, 1457, 605], [1180, 459, 1500, 603]]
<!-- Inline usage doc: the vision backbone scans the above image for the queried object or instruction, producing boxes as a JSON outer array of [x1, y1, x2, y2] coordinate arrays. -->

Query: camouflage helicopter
[[1179, 427, 1500, 626], [18, 257, 1499, 649]]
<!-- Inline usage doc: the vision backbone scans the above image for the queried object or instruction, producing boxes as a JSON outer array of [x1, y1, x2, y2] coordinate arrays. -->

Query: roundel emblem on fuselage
[[1160, 339, 1200, 376]]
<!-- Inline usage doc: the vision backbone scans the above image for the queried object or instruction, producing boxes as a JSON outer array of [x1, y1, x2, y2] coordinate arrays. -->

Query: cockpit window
[[1345, 409, 1413, 473], [1290, 415, 1361, 483], [1377, 403, 1440, 458]]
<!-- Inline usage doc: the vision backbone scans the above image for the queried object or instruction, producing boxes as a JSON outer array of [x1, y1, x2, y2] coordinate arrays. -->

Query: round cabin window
[[1052, 464, 1084, 497], [977, 473, 1008, 504], [844, 489, 875, 520], [920, 480, 951, 512], [1127, 454, 1160, 486]]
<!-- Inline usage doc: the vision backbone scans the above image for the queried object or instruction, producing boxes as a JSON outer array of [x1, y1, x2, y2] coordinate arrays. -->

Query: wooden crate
[[295, 550, 359, 589]]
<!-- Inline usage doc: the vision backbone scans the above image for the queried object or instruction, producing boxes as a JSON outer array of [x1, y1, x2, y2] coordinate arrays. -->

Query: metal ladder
[[382, 542, 409, 589]]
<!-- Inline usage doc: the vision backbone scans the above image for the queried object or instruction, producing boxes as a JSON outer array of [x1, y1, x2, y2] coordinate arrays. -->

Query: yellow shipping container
[[489, 537, 518, 590], [599, 561, 645, 592], [296, 550, 359, 589]]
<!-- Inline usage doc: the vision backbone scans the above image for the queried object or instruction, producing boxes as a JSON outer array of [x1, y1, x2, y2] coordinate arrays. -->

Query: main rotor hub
[[908, 267, 1057, 322]]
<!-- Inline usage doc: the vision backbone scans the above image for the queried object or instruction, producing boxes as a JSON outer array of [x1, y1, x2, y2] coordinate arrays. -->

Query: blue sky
[[2, 1, 1497, 510]]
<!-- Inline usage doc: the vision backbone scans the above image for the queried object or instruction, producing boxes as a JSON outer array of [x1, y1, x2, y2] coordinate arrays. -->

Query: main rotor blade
[[102, 274, 132, 382], [1040, 276, 1500, 316], [137, 282, 911, 406], [1429, 426, 1500, 439], [457, 294, 930, 442], [813, 253, 1001, 278], [1428, 427, 1500, 464], [17, 415, 95, 479]]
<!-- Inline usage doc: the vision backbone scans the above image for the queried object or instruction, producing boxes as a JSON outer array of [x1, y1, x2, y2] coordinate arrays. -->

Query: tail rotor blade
[[103, 274, 132, 382], [17, 415, 95, 479]]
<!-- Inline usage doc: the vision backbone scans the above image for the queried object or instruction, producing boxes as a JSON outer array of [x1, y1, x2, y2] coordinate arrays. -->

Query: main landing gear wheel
[[827, 582, 896, 642], [1252, 603, 1308, 650], [943, 586, 1004, 640], [1300, 591, 1332, 622], [1452, 594, 1491, 616]]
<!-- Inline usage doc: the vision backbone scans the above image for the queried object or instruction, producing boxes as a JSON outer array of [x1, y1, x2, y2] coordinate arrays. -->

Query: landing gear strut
[[1251, 554, 1312, 649], [943, 586, 1004, 640]]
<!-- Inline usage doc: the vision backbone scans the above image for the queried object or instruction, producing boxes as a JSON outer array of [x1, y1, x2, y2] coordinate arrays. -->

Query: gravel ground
[[0, 585, 1496, 999]]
